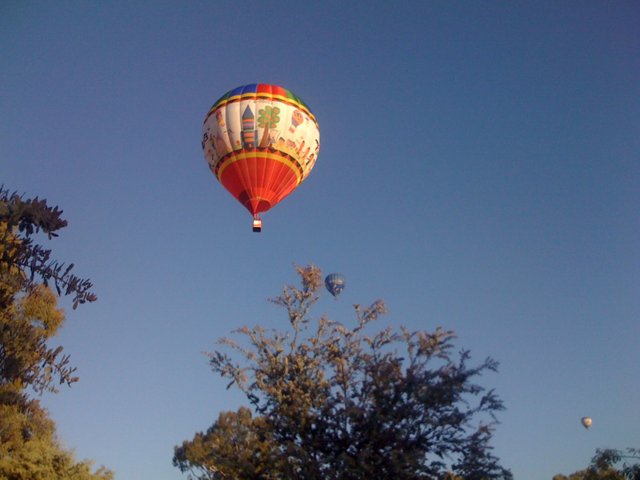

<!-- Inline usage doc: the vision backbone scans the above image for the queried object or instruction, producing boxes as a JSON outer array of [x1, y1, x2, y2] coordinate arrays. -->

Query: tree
[[0, 387, 114, 480], [173, 407, 280, 480], [554, 448, 640, 480], [0, 188, 96, 310], [0, 187, 111, 479], [1, 187, 96, 394], [175, 264, 512, 479]]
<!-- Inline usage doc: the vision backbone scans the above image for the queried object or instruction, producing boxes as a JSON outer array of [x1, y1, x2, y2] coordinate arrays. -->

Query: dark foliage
[[1, 187, 96, 393], [0, 187, 111, 478], [177, 265, 512, 479], [554, 448, 640, 480], [0, 186, 96, 310]]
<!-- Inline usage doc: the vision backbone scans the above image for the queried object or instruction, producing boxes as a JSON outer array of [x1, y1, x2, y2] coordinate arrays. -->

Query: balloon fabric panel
[[218, 152, 299, 214]]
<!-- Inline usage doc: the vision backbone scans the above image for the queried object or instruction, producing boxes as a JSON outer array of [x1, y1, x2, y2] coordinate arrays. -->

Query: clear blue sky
[[2, 1, 639, 478]]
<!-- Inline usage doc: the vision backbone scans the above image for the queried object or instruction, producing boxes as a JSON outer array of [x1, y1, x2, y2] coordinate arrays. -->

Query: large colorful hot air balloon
[[202, 84, 320, 232], [325, 273, 346, 298]]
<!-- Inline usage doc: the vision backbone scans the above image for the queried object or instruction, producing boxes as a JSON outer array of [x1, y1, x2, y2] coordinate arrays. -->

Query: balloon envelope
[[325, 273, 346, 297], [581, 417, 592, 429], [202, 84, 320, 226]]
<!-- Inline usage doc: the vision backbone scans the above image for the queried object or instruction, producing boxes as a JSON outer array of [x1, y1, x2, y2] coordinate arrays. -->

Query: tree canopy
[[174, 407, 280, 480], [174, 264, 512, 479], [1, 187, 97, 395], [554, 448, 640, 480], [0, 187, 111, 480]]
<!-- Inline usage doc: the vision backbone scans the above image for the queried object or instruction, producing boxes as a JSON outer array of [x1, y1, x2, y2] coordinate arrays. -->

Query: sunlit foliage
[[0, 187, 110, 479], [554, 448, 640, 480]]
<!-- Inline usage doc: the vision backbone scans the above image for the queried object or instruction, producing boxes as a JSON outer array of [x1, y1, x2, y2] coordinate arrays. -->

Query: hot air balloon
[[202, 84, 320, 232], [581, 417, 592, 430], [325, 273, 346, 298]]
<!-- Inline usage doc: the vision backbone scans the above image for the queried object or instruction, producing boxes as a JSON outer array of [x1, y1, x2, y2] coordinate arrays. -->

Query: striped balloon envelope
[[202, 84, 320, 232], [325, 273, 346, 298]]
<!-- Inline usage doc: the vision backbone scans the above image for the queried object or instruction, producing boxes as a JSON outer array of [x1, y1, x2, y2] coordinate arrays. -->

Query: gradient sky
[[2, 1, 639, 479]]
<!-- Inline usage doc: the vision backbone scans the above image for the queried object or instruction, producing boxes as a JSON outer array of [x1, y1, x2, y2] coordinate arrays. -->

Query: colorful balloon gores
[[202, 84, 320, 232]]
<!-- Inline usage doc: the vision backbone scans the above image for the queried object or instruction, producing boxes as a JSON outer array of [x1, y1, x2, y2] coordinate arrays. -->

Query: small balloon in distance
[[325, 273, 346, 298]]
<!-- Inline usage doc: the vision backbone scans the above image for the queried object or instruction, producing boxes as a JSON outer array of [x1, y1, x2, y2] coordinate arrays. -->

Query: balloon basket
[[252, 217, 262, 233]]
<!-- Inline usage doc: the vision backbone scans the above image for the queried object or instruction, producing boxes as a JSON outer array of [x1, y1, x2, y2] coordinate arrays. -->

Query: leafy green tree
[[0, 188, 96, 310], [554, 448, 640, 480], [0, 386, 113, 480], [175, 265, 512, 479], [0, 187, 111, 479], [1, 187, 97, 395], [173, 407, 280, 480]]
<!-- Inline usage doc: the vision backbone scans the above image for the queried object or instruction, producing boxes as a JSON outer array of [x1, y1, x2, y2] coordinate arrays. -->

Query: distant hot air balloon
[[581, 417, 592, 430], [325, 273, 346, 298], [202, 84, 320, 232]]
